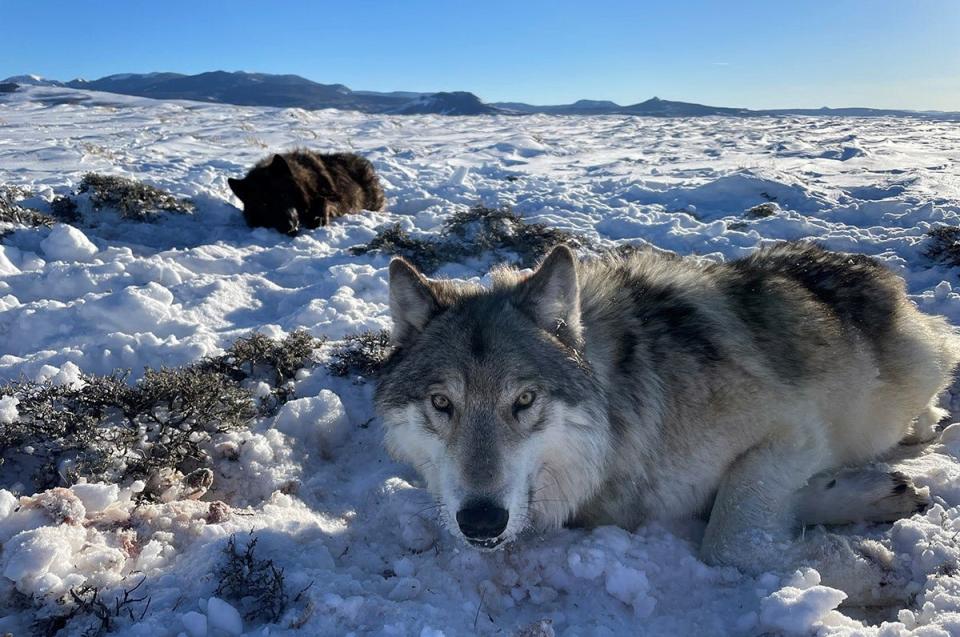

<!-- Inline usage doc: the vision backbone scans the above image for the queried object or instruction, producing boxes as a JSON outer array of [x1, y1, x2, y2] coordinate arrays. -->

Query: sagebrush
[[327, 330, 392, 379], [77, 173, 194, 220], [0, 368, 254, 493], [351, 204, 583, 273], [0, 185, 55, 231], [0, 331, 323, 494], [925, 226, 960, 267], [199, 329, 323, 414], [216, 534, 287, 623], [29, 578, 150, 637]]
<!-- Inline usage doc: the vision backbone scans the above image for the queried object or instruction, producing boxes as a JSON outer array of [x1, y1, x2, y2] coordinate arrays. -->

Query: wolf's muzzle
[[283, 208, 299, 235], [456, 498, 509, 544]]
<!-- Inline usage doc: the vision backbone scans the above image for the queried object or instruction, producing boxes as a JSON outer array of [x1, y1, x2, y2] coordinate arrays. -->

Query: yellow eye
[[431, 394, 451, 412], [515, 391, 536, 410]]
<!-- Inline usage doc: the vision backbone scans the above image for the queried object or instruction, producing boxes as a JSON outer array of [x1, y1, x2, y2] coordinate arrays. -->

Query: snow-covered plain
[[3, 85, 960, 636]]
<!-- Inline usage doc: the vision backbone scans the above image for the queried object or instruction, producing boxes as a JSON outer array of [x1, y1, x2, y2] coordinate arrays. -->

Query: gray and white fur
[[375, 242, 960, 604]]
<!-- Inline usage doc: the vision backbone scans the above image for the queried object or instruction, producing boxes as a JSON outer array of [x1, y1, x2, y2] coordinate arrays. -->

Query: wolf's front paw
[[798, 468, 929, 525], [877, 472, 930, 520]]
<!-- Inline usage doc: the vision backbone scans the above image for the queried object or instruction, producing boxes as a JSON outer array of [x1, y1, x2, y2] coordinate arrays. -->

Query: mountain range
[[4, 71, 958, 119]]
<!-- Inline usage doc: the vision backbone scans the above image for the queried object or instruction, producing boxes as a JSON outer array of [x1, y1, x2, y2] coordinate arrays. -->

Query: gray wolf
[[228, 150, 385, 235], [375, 242, 960, 603]]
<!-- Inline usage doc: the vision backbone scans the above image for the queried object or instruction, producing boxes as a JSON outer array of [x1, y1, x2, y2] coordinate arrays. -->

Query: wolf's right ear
[[389, 258, 441, 347], [269, 154, 292, 176], [227, 177, 246, 199], [515, 245, 582, 349]]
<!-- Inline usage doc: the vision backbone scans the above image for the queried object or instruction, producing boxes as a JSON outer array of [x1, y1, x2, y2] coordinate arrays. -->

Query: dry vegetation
[[351, 204, 583, 273]]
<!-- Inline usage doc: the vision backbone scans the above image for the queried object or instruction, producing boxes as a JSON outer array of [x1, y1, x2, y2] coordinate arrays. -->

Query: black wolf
[[228, 150, 385, 235]]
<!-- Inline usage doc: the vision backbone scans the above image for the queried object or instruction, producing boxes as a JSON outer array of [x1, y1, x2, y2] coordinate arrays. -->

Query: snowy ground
[[2, 85, 960, 636]]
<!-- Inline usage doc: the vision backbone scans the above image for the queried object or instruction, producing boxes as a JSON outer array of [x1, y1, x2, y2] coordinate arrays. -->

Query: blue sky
[[2, 0, 958, 110]]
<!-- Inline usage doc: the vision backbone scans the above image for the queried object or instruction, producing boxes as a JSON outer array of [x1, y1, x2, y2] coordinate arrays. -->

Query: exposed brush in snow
[[212, 330, 321, 386], [443, 205, 583, 268], [351, 205, 584, 273], [199, 329, 324, 414], [216, 534, 287, 623], [744, 202, 780, 219], [0, 331, 329, 493], [327, 329, 393, 379], [50, 194, 80, 222], [76, 173, 194, 220], [30, 578, 150, 637], [0, 185, 55, 232], [924, 226, 960, 266], [0, 368, 255, 494], [349, 223, 452, 273], [131, 366, 257, 479], [0, 372, 134, 489]]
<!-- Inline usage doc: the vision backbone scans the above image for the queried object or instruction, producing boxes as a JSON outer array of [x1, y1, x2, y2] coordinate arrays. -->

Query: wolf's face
[[376, 247, 609, 550], [228, 154, 306, 235]]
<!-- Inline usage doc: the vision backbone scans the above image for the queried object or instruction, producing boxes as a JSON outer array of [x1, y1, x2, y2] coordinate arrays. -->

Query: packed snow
[[2, 84, 960, 636]]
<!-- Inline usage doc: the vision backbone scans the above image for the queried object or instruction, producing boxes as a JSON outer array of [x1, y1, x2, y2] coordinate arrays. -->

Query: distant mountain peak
[[393, 91, 499, 115], [4, 70, 957, 120], [2, 71, 501, 116], [1, 74, 63, 86], [571, 99, 621, 108]]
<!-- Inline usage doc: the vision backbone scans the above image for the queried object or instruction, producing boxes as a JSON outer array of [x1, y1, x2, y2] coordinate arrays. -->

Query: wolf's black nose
[[456, 499, 509, 539]]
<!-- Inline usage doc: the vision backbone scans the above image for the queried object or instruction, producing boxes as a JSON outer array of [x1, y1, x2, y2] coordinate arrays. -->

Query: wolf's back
[[323, 152, 386, 211]]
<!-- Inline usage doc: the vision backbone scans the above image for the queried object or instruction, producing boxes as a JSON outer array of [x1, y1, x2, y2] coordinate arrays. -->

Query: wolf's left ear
[[389, 258, 442, 347], [515, 245, 582, 349], [227, 177, 246, 199]]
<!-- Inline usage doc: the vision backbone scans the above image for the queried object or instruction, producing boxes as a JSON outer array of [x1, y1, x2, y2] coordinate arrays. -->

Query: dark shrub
[[199, 329, 323, 414], [350, 205, 584, 273], [349, 223, 456, 273], [216, 534, 287, 623], [0, 186, 55, 229], [744, 202, 779, 219], [327, 330, 393, 379], [0, 368, 254, 493], [78, 173, 193, 220], [50, 195, 81, 221], [925, 226, 960, 267]]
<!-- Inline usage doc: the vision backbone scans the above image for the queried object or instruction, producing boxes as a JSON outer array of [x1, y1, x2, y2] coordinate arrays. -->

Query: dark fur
[[228, 150, 385, 235]]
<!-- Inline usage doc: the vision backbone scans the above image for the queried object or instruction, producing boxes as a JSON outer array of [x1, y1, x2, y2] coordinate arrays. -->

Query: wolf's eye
[[430, 394, 451, 413], [513, 391, 536, 413]]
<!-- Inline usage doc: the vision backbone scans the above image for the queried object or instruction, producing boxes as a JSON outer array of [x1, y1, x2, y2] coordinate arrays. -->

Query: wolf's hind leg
[[701, 432, 912, 605], [796, 468, 929, 526]]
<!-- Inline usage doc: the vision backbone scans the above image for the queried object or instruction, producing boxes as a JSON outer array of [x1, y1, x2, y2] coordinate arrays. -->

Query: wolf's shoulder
[[577, 247, 724, 364]]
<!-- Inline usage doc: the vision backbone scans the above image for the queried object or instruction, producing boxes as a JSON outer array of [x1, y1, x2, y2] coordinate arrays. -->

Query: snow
[[181, 611, 207, 637], [604, 562, 656, 617], [69, 482, 120, 514], [2, 84, 960, 635], [206, 597, 244, 636], [39, 223, 99, 261], [273, 390, 350, 454], [759, 568, 848, 635], [0, 395, 19, 423]]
